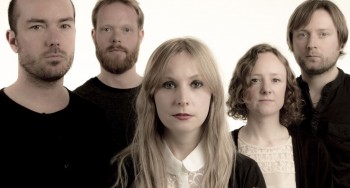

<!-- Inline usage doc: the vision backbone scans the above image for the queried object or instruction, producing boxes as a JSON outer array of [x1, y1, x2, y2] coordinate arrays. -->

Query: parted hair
[[226, 43, 304, 127], [113, 37, 235, 188], [287, 0, 348, 56]]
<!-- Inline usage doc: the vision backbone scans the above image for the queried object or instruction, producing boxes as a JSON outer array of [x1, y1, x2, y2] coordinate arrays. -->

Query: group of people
[[1, 0, 349, 188]]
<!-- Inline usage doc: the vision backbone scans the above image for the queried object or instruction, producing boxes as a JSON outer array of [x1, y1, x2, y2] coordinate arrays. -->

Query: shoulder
[[288, 127, 324, 145], [74, 77, 99, 93], [233, 153, 266, 188], [67, 89, 107, 117], [235, 153, 259, 169]]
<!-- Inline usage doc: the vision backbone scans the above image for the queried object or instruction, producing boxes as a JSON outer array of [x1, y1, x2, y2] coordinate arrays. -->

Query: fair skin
[[240, 52, 289, 147], [5, 0, 75, 113], [154, 52, 211, 160], [292, 9, 341, 105], [92, 2, 144, 88]]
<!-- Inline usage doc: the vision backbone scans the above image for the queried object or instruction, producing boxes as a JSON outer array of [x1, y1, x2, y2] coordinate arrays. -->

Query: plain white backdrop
[[1, 0, 349, 130]]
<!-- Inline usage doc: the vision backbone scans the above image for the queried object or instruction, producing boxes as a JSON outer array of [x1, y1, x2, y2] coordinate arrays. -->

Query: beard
[[18, 45, 73, 82], [96, 42, 140, 74], [298, 55, 337, 76]]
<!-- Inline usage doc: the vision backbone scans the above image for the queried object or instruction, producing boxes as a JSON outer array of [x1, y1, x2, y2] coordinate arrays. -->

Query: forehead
[[304, 9, 336, 30], [16, 0, 74, 22], [165, 52, 199, 75], [97, 2, 138, 23], [252, 52, 286, 75]]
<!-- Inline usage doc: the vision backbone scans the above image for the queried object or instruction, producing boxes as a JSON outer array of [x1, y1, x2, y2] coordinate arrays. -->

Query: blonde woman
[[112, 37, 266, 188]]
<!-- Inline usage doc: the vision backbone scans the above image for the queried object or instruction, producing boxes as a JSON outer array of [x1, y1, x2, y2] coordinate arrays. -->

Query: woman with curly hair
[[227, 43, 332, 188]]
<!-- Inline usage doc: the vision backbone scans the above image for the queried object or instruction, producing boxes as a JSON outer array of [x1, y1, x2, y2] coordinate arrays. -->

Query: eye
[[272, 78, 281, 83], [61, 24, 71, 29], [102, 27, 111, 32], [191, 80, 203, 88], [30, 25, 43, 30], [123, 27, 131, 33], [319, 32, 329, 38], [162, 81, 176, 89], [296, 31, 309, 39], [250, 78, 260, 84]]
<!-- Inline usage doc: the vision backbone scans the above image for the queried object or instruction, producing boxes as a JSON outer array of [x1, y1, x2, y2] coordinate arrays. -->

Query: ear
[[6, 30, 19, 53], [91, 28, 97, 46], [139, 29, 144, 43]]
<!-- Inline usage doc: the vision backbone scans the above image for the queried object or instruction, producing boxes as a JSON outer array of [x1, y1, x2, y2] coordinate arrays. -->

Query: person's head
[[227, 43, 303, 127], [138, 37, 226, 145], [287, 0, 348, 76], [115, 37, 234, 188], [92, 0, 144, 75], [6, 0, 76, 82]]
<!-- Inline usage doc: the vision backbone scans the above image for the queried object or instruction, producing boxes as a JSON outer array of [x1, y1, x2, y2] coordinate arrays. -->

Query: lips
[[44, 54, 64, 60], [173, 113, 192, 120], [108, 46, 126, 52]]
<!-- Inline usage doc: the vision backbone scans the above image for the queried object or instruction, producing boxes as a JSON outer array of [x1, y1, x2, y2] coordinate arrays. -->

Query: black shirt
[[0, 88, 114, 188], [297, 68, 350, 187]]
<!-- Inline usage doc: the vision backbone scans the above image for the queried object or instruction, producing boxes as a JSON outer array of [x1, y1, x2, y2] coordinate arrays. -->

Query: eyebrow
[[26, 17, 74, 24]]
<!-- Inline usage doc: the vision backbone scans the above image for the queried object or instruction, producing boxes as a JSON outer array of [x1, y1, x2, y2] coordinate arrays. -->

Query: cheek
[[198, 93, 212, 114], [154, 93, 169, 112]]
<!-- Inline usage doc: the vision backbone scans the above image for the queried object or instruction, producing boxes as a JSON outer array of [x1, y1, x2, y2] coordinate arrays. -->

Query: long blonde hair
[[113, 37, 235, 188]]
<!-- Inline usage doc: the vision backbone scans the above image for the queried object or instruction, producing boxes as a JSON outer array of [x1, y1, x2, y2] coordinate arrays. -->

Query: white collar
[[163, 140, 205, 174]]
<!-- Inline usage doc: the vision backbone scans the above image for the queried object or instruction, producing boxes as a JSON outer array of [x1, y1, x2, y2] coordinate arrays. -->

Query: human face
[[154, 52, 211, 136], [245, 52, 287, 118], [292, 9, 341, 76], [8, 0, 75, 82], [93, 2, 144, 74]]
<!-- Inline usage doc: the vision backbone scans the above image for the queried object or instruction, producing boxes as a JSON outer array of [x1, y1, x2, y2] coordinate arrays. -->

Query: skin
[[292, 9, 341, 103], [5, 0, 75, 113], [245, 52, 287, 119], [154, 52, 211, 160], [7, 0, 75, 83], [92, 2, 144, 88], [241, 52, 289, 146]]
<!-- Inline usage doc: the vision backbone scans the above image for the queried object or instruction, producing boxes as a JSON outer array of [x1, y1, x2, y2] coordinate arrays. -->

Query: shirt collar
[[163, 140, 205, 174]]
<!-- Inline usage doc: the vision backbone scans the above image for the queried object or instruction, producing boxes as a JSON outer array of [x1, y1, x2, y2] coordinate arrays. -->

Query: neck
[[98, 66, 142, 89], [241, 117, 289, 147], [301, 66, 338, 105], [5, 75, 69, 113], [164, 130, 202, 160]]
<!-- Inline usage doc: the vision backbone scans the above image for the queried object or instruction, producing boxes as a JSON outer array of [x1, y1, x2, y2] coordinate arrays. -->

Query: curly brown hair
[[226, 43, 304, 127]]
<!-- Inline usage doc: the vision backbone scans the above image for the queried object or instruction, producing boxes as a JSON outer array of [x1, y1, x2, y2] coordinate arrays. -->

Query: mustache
[[42, 47, 67, 57], [107, 45, 127, 52]]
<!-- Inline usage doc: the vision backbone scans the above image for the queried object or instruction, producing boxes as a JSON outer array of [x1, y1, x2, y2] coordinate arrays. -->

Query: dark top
[[297, 68, 350, 187], [232, 127, 333, 188], [74, 77, 140, 156], [0, 88, 114, 188], [119, 153, 266, 188]]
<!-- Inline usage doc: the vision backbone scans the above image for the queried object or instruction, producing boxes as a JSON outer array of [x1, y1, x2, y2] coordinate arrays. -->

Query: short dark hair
[[8, 0, 76, 34]]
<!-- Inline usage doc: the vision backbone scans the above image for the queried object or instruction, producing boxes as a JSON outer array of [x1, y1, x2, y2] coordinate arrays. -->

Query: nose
[[175, 87, 190, 106], [47, 27, 60, 47], [307, 33, 317, 50], [111, 30, 121, 44], [261, 81, 272, 95]]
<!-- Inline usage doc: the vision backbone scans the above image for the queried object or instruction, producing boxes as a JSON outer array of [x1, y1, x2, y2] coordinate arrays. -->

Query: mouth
[[108, 46, 126, 52], [259, 99, 273, 102], [173, 113, 192, 120], [45, 54, 64, 60]]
